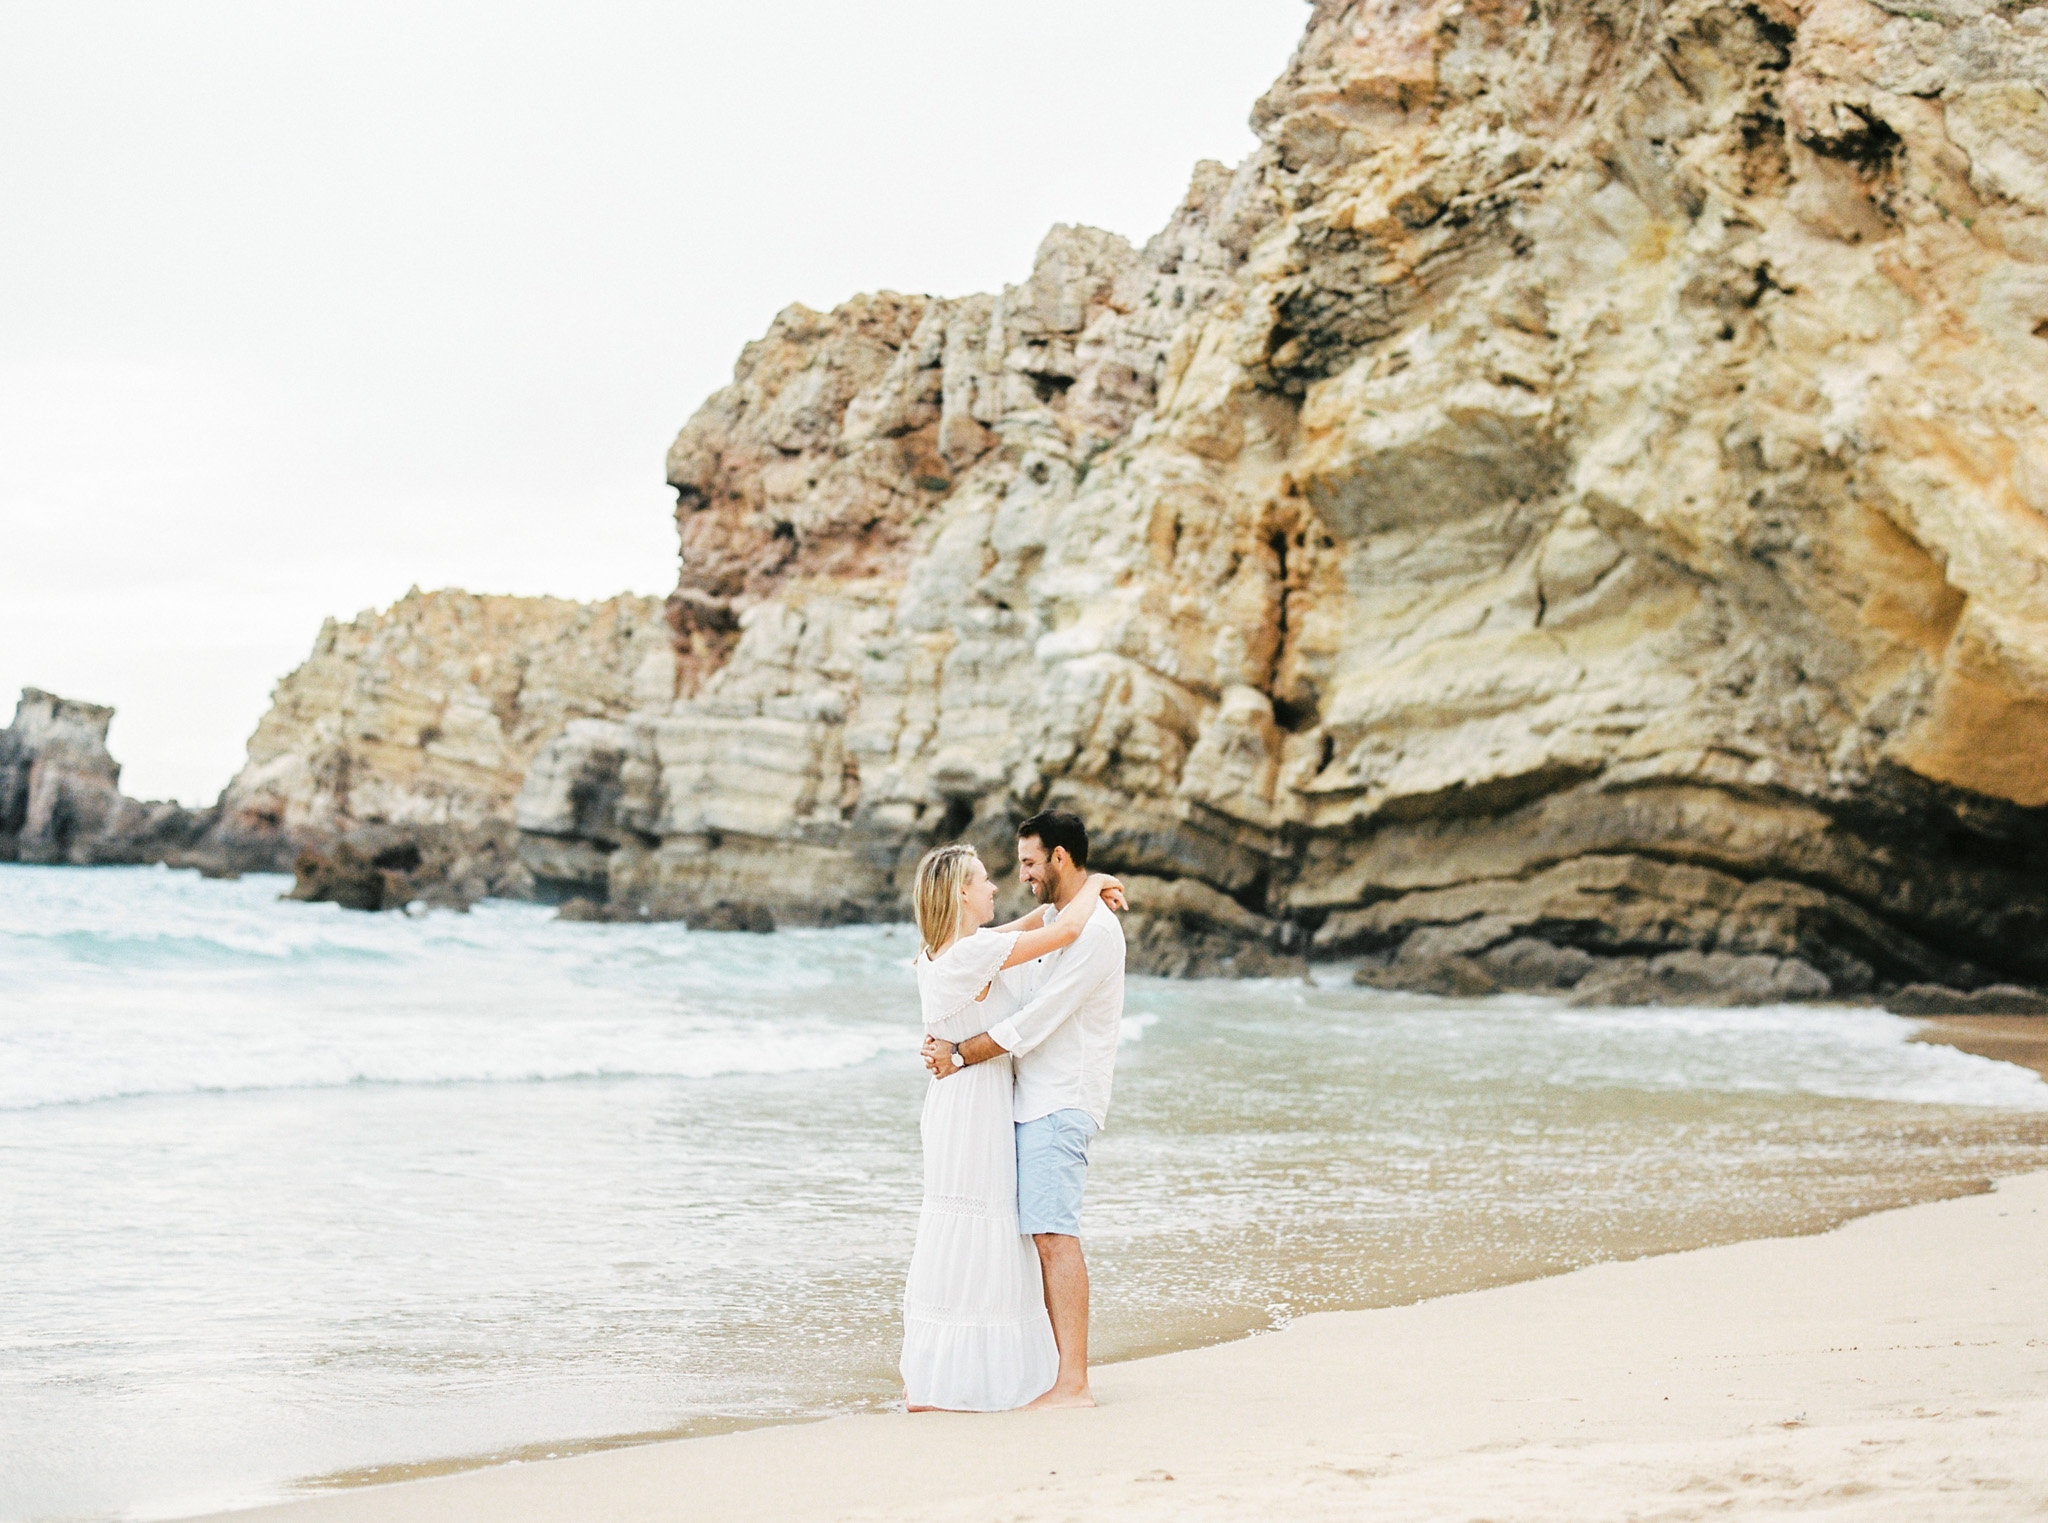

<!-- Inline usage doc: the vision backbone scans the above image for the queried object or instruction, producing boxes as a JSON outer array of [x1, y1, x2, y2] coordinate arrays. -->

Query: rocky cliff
[[0, 689, 211, 866], [518, 0, 2048, 998], [208, 587, 674, 905]]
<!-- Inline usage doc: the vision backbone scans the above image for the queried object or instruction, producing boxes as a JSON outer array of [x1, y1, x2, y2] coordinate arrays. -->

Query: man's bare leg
[[1025, 1232, 1094, 1408]]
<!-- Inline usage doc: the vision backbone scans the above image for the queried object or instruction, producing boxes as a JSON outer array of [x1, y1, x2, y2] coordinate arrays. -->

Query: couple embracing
[[901, 810, 1128, 1412]]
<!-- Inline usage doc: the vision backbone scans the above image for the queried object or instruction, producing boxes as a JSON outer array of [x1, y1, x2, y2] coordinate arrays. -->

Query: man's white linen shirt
[[987, 902, 1126, 1129]]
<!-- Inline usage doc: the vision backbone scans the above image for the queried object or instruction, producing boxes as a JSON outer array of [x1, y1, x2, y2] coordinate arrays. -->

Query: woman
[[900, 844, 1121, 1412]]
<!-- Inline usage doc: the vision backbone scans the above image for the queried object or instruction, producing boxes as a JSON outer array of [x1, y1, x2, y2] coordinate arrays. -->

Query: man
[[922, 809, 1126, 1410]]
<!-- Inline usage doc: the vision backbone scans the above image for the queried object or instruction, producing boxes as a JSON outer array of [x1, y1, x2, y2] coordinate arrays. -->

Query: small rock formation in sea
[[205, 587, 674, 910], [0, 689, 212, 865], [191, 0, 2048, 1001]]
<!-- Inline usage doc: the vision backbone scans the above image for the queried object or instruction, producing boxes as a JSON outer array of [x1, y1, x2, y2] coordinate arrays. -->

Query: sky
[[0, 1, 1309, 804]]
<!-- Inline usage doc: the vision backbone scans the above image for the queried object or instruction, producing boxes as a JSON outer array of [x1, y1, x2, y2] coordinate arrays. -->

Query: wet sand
[[1914, 1015, 2048, 1080], [195, 1171, 2048, 1523]]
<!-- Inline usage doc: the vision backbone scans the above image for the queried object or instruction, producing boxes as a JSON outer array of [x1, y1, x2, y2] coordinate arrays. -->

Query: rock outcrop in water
[[205, 588, 675, 907], [0, 689, 212, 865], [509, 0, 2048, 999]]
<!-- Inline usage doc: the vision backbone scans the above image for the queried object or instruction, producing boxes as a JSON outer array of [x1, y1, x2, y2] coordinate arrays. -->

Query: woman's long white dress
[[900, 928, 1059, 1410]]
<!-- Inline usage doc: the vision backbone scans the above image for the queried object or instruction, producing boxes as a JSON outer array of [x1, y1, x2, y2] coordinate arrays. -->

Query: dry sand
[[201, 1170, 2048, 1523]]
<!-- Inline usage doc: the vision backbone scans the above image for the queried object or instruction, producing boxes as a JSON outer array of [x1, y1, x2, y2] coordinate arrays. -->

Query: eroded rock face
[[546, 0, 2048, 997], [0, 689, 213, 866], [212, 587, 675, 903], [283, 824, 527, 913]]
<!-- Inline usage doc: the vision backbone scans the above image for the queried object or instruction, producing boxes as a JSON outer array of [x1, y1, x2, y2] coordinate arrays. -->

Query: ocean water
[[5, 863, 2048, 1522]]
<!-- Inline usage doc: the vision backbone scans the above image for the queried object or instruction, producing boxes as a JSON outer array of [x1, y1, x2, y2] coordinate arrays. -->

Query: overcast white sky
[[1, 1, 1307, 803]]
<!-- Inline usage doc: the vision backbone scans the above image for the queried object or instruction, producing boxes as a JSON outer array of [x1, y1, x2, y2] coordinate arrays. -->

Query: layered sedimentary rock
[[522, 0, 2048, 997], [0, 689, 211, 865], [210, 588, 675, 905]]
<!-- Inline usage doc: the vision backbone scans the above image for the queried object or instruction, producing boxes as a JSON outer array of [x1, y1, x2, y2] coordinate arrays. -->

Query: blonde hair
[[914, 844, 981, 957]]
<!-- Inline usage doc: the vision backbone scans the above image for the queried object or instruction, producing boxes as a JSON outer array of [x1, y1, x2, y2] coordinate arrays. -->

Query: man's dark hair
[[1016, 809, 1089, 870]]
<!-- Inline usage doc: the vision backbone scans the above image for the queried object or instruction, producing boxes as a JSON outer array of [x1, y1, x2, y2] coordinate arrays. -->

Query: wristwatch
[[950, 1043, 965, 1068]]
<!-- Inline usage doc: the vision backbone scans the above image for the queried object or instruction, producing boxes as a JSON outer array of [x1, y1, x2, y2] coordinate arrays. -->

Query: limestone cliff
[[0, 689, 211, 865], [209, 588, 674, 903], [532, 0, 2048, 997]]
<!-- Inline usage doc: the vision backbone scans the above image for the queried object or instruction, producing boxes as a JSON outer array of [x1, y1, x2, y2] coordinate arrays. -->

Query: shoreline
[[1913, 1015, 2048, 1081], [195, 1171, 2048, 1522], [176, 1011, 2048, 1520]]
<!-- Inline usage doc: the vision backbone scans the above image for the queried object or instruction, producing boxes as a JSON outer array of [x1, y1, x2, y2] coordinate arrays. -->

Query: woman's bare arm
[[989, 904, 1051, 935]]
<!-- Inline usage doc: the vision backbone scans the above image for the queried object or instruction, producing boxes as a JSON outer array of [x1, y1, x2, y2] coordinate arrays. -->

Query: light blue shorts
[[1016, 1109, 1099, 1237]]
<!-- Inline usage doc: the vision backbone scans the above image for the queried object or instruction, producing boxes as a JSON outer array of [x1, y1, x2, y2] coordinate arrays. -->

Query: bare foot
[[1024, 1386, 1096, 1410]]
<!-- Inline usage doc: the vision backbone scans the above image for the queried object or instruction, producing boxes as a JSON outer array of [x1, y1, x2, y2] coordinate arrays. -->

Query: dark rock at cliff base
[[290, 843, 394, 912], [284, 823, 528, 912], [1354, 923, 1603, 998], [1118, 874, 1307, 978], [686, 901, 776, 934], [1569, 952, 1833, 1008], [1349, 943, 1838, 1005], [1885, 984, 2048, 1017], [517, 835, 615, 903], [1128, 920, 1306, 979], [1356, 954, 1502, 998], [1481, 938, 1600, 992]]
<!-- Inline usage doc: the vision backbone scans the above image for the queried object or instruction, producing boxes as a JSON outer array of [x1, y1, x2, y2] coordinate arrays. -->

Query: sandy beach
[[1916, 1017, 2048, 1082], [196, 1168, 2048, 1523]]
